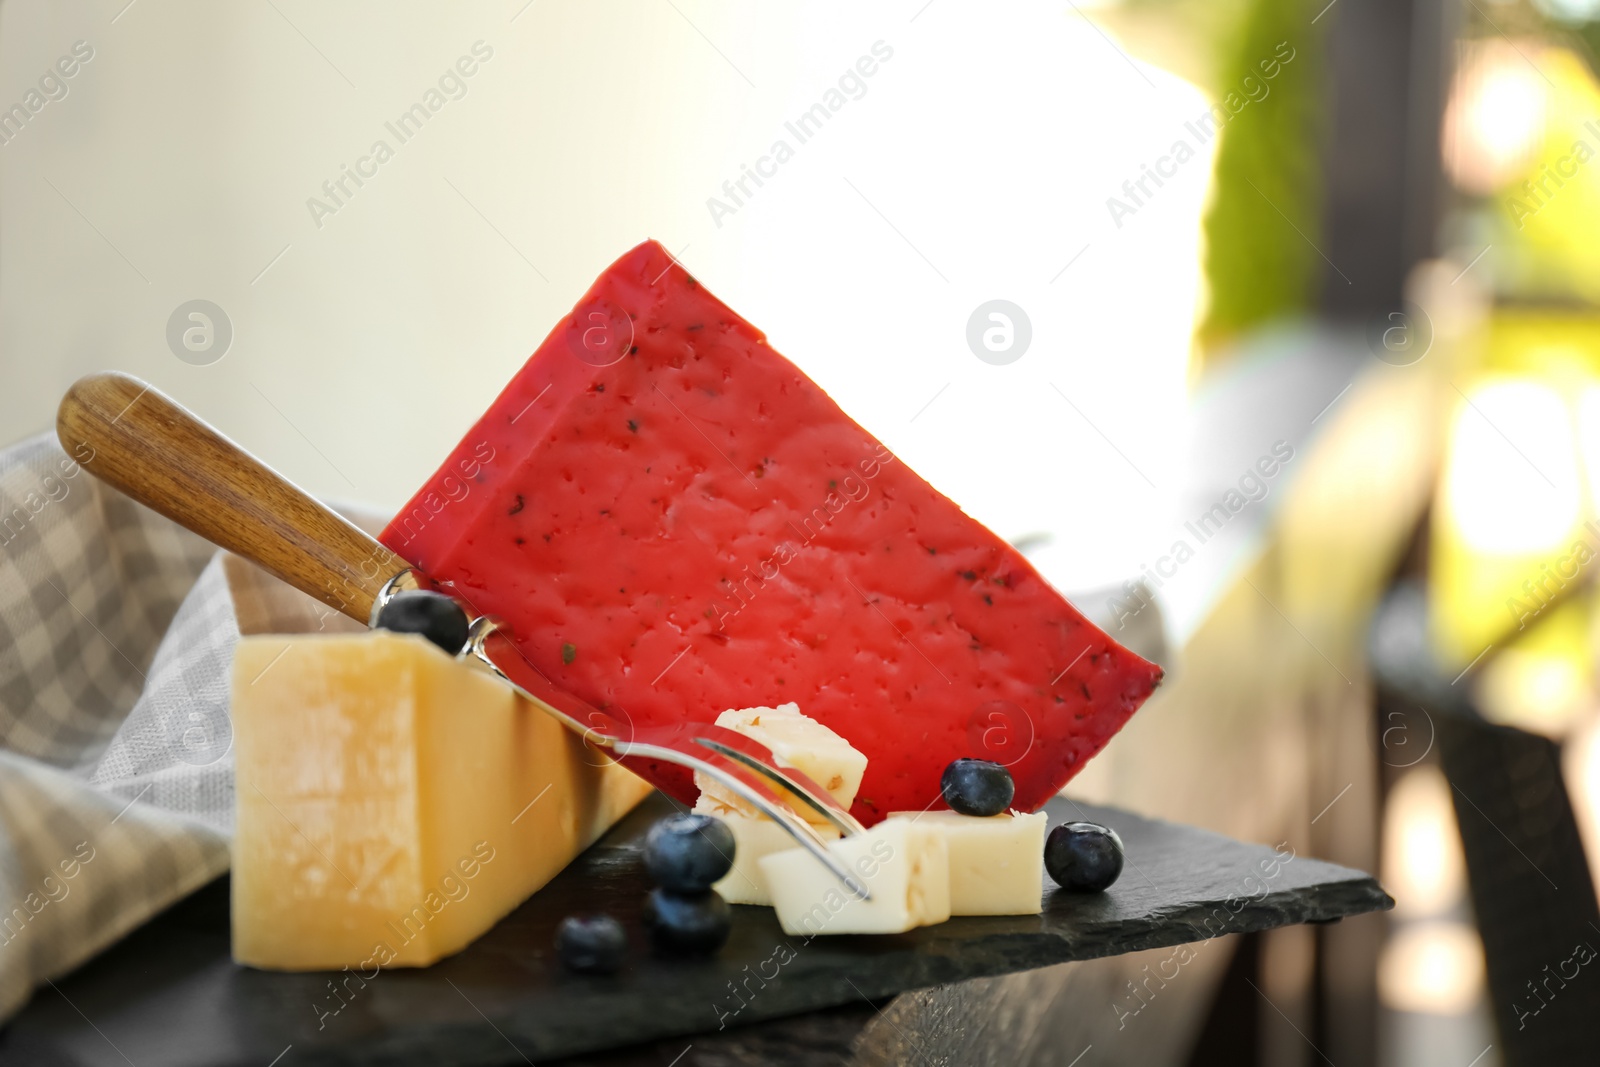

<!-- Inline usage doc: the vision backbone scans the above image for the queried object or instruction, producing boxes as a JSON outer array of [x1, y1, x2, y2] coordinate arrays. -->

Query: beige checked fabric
[[0, 432, 372, 1020]]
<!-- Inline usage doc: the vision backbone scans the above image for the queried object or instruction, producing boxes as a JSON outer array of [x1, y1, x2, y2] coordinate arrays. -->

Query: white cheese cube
[[885, 810, 1048, 916], [693, 798, 841, 906], [759, 819, 950, 936], [693, 702, 867, 824]]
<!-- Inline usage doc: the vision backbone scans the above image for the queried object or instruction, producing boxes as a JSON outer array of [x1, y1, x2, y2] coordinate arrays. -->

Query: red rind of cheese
[[380, 240, 1162, 825]]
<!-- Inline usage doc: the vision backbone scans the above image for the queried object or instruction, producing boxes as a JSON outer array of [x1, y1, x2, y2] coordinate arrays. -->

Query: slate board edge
[[307, 857, 1391, 1064], [4, 797, 1394, 1067], [497, 880, 1390, 1063]]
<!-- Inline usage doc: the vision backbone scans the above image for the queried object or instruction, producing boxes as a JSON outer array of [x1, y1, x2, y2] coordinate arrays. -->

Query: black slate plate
[[0, 794, 1390, 1066]]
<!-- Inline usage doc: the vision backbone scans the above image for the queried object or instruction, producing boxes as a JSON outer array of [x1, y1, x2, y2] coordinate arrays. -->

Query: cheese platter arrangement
[[4, 241, 1391, 1064]]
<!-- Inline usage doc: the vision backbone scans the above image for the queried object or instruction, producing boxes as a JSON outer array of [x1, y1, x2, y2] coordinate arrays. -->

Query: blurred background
[[5, 0, 1600, 1063]]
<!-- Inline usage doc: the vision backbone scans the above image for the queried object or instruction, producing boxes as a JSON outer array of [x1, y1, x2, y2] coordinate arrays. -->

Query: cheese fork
[[58, 372, 871, 900]]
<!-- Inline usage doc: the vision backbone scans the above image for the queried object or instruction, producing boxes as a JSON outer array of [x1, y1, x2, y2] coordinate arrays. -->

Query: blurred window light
[[1442, 379, 1580, 555], [730, 4, 1210, 595], [1479, 47, 1600, 302], [1475, 644, 1593, 734], [1444, 40, 1551, 195], [1535, 0, 1600, 22], [1576, 386, 1600, 515], [1383, 765, 1468, 919], [1378, 922, 1489, 1016], [1430, 319, 1600, 661]]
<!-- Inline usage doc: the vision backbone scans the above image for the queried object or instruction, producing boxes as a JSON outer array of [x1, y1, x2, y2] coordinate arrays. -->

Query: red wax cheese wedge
[[380, 240, 1162, 825]]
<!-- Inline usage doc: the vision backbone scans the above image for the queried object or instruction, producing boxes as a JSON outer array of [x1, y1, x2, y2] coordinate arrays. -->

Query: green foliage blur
[[1197, 0, 1323, 355]]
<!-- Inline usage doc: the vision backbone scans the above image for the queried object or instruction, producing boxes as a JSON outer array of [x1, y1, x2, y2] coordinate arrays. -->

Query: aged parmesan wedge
[[231, 632, 652, 971], [886, 810, 1048, 916], [693, 797, 841, 906], [692, 703, 867, 824], [760, 820, 950, 936]]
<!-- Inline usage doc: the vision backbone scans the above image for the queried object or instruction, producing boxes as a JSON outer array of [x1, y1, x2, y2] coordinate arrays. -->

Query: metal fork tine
[[622, 739, 872, 901], [444, 601, 872, 899], [691, 734, 867, 837]]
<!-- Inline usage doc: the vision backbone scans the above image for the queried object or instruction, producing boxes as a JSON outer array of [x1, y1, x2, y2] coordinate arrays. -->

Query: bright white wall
[[0, 0, 1210, 593]]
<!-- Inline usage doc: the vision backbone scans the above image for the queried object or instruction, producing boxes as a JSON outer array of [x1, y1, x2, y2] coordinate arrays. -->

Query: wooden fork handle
[[57, 372, 400, 624]]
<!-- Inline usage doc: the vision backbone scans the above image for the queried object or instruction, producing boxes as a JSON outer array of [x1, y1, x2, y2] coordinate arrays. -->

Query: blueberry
[[374, 590, 469, 655], [940, 758, 1015, 817], [643, 888, 731, 956], [643, 813, 735, 892], [555, 913, 627, 974], [1045, 821, 1125, 892]]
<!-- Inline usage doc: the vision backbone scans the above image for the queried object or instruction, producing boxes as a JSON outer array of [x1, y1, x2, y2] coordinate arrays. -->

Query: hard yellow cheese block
[[231, 632, 653, 971], [693, 797, 840, 906], [759, 820, 950, 936], [886, 810, 1048, 916], [693, 703, 867, 824]]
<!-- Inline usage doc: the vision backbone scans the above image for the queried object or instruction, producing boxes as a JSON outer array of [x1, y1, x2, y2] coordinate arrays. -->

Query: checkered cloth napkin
[[0, 432, 371, 1020]]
